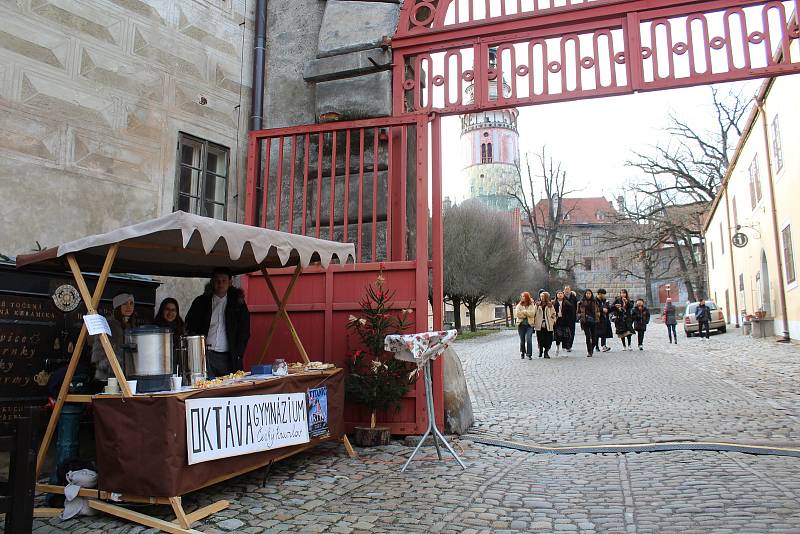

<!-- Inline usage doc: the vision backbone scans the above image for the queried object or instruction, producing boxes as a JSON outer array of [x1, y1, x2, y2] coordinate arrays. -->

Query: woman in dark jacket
[[577, 289, 601, 357], [612, 289, 635, 351], [553, 290, 575, 356], [662, 298, 678, 344], [594, 288, 613, 352], [155, 297, 186, 348], [632, 299, 650, 350]]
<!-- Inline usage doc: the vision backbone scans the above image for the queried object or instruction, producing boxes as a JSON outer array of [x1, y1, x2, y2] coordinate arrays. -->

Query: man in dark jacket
[[695, 298, 711, 340], [186, 267, 251, 376]]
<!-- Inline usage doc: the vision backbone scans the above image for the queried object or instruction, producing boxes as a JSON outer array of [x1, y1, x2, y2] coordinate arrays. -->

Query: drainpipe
[[723, 188, 740, 327], [754, 95, 790, 342], [251, 0, 268, 131]]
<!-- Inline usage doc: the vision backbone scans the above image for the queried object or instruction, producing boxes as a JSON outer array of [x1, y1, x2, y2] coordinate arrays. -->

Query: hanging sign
[[185, 393, 309, 464], [83, 314, 111, 336], [732, 232, 748, 248]]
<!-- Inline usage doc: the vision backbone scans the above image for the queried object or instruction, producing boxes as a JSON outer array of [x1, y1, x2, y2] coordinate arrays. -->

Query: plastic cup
[[171, 375, 183, 391], [126, 380, 137, 394]]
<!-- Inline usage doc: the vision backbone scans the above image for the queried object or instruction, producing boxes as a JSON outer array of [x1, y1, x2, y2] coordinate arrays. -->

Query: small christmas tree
[[345, 273, 414, 429]]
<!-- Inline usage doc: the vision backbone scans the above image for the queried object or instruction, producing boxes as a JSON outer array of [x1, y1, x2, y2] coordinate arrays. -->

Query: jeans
[[582, 324, 598, 354], [698, 321, 711, 339], [621, 335, 632, 348], [637, 329, 645, 347], [667, 324, 677, 342], [207, 350, 232, 378], [536, 329, 553, 354], [518, 323, 534, 357]]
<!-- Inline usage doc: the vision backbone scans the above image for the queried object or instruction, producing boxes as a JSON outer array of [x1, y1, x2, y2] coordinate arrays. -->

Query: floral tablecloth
[[384, 330, 458, 365]]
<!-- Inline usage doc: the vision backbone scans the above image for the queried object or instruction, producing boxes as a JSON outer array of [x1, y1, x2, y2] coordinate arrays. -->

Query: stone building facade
[[1, 0, 402, 305]]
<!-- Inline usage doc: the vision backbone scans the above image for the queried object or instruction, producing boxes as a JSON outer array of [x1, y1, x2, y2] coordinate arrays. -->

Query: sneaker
[[602, 346, 611, 352], [521, 352, 525, 359], [639, 345, 643, 351], [566, 348, 572, 353], [587, 353, 593, 357], [528, 355, 532, 360]]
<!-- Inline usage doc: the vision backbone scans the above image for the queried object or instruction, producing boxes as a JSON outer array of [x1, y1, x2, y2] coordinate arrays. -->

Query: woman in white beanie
[[91, 292, 138, 381]]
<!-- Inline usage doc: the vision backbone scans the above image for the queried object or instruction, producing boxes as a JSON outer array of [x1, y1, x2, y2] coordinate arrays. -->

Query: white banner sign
[[185, 393, 310, 465]]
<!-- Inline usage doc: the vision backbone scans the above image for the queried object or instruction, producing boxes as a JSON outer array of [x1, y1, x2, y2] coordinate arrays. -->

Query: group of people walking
[[515, 285, 654, 359]]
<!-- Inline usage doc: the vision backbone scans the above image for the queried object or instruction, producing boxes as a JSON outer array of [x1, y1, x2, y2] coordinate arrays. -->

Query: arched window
[[481, 142, 493, 163]]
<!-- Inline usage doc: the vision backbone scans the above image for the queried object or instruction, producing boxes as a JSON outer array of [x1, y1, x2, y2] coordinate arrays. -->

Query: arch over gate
[[392, 0, 800, 115]]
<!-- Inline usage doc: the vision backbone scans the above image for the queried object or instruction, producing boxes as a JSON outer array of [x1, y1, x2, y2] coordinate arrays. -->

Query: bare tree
[[493, 261, 548, 327], [444, 199, 526, 332], [622, 87, 750, 301], [510, 147, 580, 278]]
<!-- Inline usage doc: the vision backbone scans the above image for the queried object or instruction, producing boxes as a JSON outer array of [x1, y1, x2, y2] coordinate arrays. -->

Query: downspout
[[723, 188, 740, 327], [251, 0, 268, 131], [754, 95, 790, 342]]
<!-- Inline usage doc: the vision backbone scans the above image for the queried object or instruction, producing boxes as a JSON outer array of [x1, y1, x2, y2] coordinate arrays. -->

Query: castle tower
[[460, 49, 520, 212]]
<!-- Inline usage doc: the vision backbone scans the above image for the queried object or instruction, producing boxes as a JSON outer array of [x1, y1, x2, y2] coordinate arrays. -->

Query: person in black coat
[[186, 268, 251, 377], [577, 289, 601, 357], [553, 290, 575, 356], [594, 288, 613, 352], [563, 285, 579, 351], [631, 299, 651, 350], [612, 289, 635, 351]]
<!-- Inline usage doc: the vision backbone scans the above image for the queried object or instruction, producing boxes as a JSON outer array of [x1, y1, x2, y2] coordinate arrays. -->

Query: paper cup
[[126, 380, 137, 394], [171, 375, 182, 391]]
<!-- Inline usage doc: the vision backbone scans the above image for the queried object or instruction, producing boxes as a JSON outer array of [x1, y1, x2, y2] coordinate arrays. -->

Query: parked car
[[683, 300, 727, 336]]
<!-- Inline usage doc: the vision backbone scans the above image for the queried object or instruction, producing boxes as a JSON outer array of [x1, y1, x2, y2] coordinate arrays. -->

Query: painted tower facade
[[460, 53, 520, 211]]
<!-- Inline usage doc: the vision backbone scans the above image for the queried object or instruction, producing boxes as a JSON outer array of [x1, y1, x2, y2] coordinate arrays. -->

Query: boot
[[521, 352, 525, 359], [544, 351, 550, 359]]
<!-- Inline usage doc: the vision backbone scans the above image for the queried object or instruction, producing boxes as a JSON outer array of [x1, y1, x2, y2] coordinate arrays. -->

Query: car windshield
[[686, 302, 717, 315]]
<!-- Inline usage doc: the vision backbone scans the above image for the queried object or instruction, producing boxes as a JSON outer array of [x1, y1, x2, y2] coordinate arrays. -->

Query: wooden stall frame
[[33, 243, 353, 533]]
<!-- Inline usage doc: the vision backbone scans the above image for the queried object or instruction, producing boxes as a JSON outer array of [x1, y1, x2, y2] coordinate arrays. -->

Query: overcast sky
[[440, 79, 761, 205]]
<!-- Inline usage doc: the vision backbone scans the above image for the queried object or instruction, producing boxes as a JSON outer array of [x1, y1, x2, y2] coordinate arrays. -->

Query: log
[[352, 426, 391, 447]]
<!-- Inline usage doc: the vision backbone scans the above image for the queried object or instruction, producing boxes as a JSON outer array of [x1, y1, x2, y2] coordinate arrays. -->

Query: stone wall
[[0, 0, 256, 306]]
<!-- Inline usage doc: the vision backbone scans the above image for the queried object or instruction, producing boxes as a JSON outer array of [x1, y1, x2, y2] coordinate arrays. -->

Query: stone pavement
[[31, 328, 800, 533]]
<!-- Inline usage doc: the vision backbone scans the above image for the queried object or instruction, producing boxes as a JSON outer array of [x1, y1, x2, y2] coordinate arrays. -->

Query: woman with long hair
[[533, 291, 557, 359], [553, 290, 574, 357], [92, 292, 138, 381], [514, 292, 536, 359], [578, 289, 601, 357], [612, 289, 635, 351], [662, 298, 678, 344], [155, 297, 186, 346]]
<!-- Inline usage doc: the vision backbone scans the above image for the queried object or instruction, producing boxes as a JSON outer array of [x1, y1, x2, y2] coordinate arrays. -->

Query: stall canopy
[[15, 211, 355, 276]]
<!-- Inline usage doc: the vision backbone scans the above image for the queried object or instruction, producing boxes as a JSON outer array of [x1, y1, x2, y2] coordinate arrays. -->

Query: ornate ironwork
[[393, 0, 800, 115]]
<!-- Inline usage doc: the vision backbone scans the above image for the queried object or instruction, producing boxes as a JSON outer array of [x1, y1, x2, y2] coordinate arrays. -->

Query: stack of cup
[[104, 378, 120, 394]]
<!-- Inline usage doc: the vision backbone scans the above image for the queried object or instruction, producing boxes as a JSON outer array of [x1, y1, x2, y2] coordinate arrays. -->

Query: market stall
[[16, 211, 356, 533]]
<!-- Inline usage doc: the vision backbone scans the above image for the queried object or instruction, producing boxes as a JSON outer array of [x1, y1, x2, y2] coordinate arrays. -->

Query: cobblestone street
[[34, 329, 800, 533]]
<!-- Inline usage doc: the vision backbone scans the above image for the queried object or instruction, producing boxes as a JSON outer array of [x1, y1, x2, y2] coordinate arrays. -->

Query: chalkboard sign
[[0, 260, 158, 432]]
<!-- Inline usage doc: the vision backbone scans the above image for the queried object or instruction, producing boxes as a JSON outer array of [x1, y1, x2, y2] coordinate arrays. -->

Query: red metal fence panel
[[392, 0, 800, 115], [243, 117, 442, 435]]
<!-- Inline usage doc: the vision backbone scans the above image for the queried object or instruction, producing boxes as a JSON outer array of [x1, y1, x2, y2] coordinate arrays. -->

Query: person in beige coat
[[533, 292, 557, 358], [514, 292, 536, 359]]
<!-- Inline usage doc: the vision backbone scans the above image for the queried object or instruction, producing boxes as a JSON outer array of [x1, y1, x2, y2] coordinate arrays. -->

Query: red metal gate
[[392, 0, 800, 115], [243, 116, 444, 434]]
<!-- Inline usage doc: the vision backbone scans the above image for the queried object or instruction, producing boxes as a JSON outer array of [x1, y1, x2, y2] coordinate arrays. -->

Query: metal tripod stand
[[401, 359, 466, 472]]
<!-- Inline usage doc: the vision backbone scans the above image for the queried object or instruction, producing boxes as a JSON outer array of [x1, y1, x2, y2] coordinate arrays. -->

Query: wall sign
[[185, 393, 309, 465], [732, 232, 748, 248], [52, 284, 81, 312]]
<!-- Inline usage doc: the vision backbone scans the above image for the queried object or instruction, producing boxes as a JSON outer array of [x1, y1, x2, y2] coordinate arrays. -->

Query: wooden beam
[[258, 265, 309, 364], [88, 500, 202, 534], [177, 500, 230, 526], [67, 253, 132, 397], [33, 507, 63, 517], [36, 246, 118, 477], [342, 435, 357, 458], [169, 496, 190, 529], [64, 394, 94, 403]]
